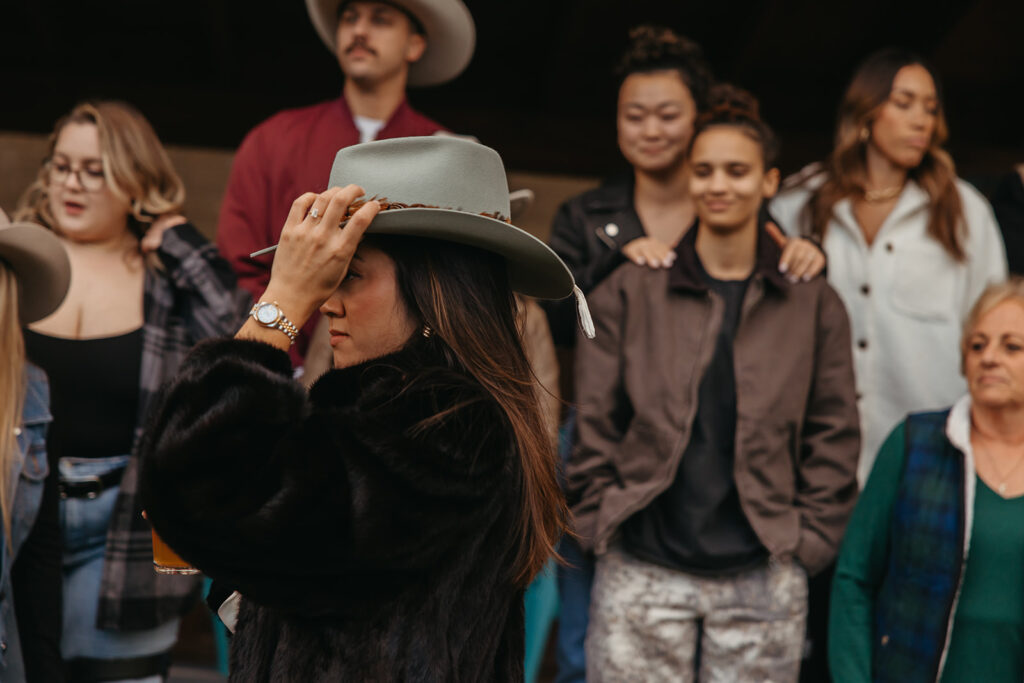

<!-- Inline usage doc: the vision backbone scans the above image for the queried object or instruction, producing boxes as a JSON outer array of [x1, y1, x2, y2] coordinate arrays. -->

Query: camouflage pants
[[586, 546, 807, 683]]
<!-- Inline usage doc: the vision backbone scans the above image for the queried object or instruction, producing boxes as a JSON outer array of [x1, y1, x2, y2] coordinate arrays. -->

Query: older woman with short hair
[[830, 277, 1024, 683]]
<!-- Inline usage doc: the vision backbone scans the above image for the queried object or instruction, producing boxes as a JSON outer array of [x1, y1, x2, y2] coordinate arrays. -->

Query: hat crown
[[329, 137, 511, 219], [320, 135, 577, 303]]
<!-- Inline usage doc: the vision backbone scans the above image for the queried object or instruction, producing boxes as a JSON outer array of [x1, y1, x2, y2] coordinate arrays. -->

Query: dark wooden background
[[2, 0, 1021, 180]]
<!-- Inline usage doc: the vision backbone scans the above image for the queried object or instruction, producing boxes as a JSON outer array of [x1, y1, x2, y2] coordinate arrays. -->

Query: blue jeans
[[60, 456, 179, 683], [556, 408, 595, 683], [556, 535, 595, 683]]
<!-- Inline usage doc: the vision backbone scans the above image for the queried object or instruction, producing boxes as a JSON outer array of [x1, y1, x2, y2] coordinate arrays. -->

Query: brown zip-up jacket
[[568, 224, 861, 575]]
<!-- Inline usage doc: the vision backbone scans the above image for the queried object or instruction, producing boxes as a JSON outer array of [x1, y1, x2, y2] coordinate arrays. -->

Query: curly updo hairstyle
[[615, 25, 714, 112], [688, 84, 780, 169]]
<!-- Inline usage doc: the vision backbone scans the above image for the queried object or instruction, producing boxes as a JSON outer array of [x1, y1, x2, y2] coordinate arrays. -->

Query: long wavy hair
[[0, 265, 25, 550], [808, 48, 965, 260], [15, 101, 185, 256], [373, 236, 569, 587]]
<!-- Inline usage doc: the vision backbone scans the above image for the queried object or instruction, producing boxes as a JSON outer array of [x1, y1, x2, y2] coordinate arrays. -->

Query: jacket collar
[[830, 179, 930, 239], [668, 218, 789, 293]]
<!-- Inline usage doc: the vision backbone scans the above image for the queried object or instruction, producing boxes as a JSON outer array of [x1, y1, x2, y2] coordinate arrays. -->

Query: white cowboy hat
[[251, 136, 594, 337], [305, 0, 475, 87], [0, 222, 71, 324]]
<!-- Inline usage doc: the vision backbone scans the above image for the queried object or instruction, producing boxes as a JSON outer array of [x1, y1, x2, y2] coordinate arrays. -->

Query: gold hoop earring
[[859, 126, 870, 143], [422, 324, 433, 339]]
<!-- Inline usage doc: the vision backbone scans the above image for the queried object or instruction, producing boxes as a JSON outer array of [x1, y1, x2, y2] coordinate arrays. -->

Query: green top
[[939, 478, 1024, 682], [829, 422, 1024, 682]]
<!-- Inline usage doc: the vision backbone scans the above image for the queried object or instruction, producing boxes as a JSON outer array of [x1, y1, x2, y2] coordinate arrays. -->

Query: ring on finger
[[310, 207, 321, 219]]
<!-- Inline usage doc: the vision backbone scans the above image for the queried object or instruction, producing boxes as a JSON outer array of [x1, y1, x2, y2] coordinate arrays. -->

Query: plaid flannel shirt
[[96, 223, 250, 631]]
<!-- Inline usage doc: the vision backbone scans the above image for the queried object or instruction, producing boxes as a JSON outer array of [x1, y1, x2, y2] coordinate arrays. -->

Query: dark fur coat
[[139, 337, 525, 682]]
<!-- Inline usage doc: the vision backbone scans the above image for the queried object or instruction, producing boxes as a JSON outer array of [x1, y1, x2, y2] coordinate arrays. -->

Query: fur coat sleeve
[[139, 337, 519, 616]]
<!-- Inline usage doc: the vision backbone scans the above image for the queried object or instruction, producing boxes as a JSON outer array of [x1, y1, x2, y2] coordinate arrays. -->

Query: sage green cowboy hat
[[305, 0, 475, 87], [252, 136, 593, 336], [0, 222, 71, 324]]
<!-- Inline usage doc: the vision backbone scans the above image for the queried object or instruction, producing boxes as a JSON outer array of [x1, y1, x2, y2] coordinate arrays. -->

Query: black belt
[[59, 466, 127, 500], [65, 652, 171, 682]]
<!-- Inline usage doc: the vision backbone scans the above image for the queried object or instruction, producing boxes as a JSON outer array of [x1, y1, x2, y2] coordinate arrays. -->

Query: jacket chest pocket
[[18, 423, 49, 482], [889, 244, 960, 322]]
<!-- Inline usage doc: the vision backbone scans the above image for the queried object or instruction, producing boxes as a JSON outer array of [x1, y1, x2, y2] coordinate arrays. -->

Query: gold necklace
[[977, 444, 1024, 494], [863, 185, 903, 202]]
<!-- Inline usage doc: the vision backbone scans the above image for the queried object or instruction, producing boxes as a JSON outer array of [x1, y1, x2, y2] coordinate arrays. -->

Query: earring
[[859, 126, 870, 143], [422, 324, 433, 339]]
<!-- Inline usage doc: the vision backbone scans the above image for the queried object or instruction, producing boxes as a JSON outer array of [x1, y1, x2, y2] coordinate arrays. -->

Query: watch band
[[249, 301, 299, 345]]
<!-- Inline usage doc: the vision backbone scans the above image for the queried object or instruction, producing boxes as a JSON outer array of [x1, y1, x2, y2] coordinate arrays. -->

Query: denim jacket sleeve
[[5, 364, 64, 682], [12, 365, 52, 557]]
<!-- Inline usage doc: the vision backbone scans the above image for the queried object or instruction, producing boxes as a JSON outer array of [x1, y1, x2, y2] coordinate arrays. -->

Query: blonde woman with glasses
[[15, 101, 248, 682]]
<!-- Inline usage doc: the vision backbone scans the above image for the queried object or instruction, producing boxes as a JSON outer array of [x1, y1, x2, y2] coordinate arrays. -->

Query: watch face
[[255, 303, 280, 324]]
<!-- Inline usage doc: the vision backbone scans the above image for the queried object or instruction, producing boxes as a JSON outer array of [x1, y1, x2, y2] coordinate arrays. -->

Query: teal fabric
[[939, 478, 1024, 682], [203, 579, 230, 676], [524, 559, 559, 683]]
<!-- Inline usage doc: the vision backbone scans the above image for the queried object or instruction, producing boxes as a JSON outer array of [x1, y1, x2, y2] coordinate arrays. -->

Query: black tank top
[[25, 328, 143, 460]]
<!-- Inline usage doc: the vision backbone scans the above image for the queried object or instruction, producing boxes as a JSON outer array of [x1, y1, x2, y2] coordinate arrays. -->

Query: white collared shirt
[[353, 115, 385, 144], [771, 168, 1007, 483]]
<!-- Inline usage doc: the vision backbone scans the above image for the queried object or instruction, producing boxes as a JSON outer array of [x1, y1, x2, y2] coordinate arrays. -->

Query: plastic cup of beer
[[151, 527, 200, 575]]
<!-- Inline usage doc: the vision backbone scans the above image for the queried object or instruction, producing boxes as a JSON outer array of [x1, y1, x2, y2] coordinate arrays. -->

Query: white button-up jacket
[[771, 167, 1007, 483]]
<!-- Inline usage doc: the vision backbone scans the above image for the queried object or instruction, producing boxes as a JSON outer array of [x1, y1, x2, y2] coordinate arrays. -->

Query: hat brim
[[0, 224, 71, 324], [364, 208, 573, 300], [305, 0, 475, 87]]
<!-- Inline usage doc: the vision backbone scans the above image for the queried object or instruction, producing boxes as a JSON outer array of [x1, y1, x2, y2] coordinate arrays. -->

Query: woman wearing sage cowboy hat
[[140, 136, 592, 681]]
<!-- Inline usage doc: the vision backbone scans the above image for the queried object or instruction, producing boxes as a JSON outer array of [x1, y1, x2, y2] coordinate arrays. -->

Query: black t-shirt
[[24, 328, 142, 460], [622, 263, 766, 574]]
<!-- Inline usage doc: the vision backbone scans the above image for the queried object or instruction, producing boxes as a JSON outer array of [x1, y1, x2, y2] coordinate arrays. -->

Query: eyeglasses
[[46, 159, 106, 192]]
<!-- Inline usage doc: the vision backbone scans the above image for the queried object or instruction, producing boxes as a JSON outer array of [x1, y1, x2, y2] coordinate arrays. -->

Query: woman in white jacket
[[771, 48, 1007, 485]]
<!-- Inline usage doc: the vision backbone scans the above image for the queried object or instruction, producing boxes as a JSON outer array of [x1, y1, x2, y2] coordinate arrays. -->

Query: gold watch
[[249, 301, 298, 345]]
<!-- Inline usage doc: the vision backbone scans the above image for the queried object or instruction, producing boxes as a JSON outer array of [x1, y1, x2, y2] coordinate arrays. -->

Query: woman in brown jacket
[[570, 87, 861, 682]]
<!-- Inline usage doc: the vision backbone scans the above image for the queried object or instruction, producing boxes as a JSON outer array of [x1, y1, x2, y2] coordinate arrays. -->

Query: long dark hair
[[809, 48, 965, 259], [371, 236, 568, 587]]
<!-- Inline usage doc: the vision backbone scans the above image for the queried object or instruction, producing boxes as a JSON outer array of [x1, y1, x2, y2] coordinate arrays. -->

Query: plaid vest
[[873, 409, 965, 683]]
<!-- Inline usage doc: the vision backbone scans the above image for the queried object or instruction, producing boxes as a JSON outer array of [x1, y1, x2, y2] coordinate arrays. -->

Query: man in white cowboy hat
[[217, 0, 475, 364]]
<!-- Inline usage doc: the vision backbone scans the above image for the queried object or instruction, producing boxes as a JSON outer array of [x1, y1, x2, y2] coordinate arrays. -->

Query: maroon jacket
[[216, 96, 444, 361], [569, 225, 861, 575]]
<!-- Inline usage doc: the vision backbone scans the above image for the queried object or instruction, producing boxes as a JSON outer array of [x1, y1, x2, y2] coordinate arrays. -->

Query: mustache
[[344, 38, 377, 56]]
